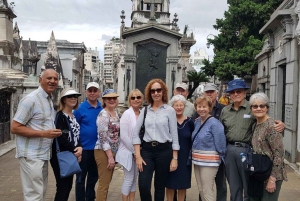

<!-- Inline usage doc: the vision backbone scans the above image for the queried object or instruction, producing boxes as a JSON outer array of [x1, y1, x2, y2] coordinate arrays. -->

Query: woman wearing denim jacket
[[192, 95, 226, 201]]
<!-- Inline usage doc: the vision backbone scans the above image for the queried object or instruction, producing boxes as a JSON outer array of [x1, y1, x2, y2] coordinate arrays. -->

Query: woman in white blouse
[[133, 79, 179, 201], [94, 89, 120, 201], [116, 89, 144, 201]]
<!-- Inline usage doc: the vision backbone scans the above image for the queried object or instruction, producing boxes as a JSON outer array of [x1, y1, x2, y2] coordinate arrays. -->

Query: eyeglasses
[[251, 104, 268, 109], [87, 88, 98, 93], [229, 89, 244, 95], [131, 96, 142, 100], [65, 95, 79, 99], [150, 88, 162, 94], [105, 97, 117, 101]]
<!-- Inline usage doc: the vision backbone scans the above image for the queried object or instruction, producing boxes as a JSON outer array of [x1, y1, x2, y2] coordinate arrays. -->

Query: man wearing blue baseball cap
[[219, 79, 284, 201]]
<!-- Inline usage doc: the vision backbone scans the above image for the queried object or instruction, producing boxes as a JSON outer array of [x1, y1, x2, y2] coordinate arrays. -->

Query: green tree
[[187, 71, 209, 99], [204, 0, 282, 81]]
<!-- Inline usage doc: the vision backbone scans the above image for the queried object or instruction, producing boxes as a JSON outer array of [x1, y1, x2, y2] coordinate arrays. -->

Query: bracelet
[[172, 157, 178, 160], [135, 156, 141, 159]]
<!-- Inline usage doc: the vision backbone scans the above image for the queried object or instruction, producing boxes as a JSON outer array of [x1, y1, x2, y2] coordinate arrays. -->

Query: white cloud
[[11, 0, 228, 60]]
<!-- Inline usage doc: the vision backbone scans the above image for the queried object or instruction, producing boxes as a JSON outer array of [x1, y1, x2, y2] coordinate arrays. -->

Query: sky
[[10, 0, 228, 60]]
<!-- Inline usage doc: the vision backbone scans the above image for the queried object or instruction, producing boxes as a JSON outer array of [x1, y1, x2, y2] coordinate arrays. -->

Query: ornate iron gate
[[0, 89, 12, 144]]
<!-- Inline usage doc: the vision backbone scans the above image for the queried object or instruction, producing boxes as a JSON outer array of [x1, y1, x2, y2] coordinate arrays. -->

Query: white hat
[[175, 82, 188, 90], [86, 82, 100, 90], [61, 89, 81, 98]]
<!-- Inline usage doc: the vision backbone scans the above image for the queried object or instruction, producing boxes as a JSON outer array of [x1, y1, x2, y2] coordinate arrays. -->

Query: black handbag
[[243, 146, 273, 181], [139, 106, 147, 147]]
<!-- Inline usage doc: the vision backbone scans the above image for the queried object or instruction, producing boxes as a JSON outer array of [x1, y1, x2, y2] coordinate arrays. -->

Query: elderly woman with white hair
[[165, 95, 194, 201], [249, 92, 287, 201]]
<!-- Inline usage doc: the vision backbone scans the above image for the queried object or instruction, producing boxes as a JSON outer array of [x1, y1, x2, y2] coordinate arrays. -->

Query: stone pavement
[[1, 147, 300, 201]]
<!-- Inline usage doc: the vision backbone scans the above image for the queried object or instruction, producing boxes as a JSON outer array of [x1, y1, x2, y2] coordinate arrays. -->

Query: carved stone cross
[[144, 0, 162, 22]]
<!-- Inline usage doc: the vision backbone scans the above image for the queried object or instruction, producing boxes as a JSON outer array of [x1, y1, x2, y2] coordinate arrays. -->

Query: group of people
[[11, 68, 287, 201]]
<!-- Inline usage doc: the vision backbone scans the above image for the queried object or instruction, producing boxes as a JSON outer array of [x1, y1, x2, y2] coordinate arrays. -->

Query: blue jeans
[[138, 142, 172, 201], [76, 150, 98, 201]]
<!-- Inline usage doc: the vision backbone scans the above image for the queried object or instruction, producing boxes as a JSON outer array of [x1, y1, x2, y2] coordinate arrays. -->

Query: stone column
[[124, 55, 136, 104]]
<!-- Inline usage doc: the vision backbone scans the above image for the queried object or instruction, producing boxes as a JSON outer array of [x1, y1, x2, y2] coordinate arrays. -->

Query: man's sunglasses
[[150, 88, 162, 94], [131, 96, 142, 100]]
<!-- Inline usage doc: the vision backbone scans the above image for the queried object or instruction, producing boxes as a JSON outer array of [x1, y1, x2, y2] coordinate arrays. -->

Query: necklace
[[177, 117, 189, 129]]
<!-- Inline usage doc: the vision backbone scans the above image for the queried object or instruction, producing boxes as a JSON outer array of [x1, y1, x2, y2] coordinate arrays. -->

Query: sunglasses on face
[[65, 95, 79, 99], [87, 88, 98, 93], [229, 89, 244, 95], [251, 104, 268, 109], [131, 96, 142, 100], [150, 88, 162, 94], [105, 97, 117, 101]]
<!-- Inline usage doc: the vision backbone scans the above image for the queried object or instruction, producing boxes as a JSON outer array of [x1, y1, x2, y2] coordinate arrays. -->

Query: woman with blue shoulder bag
[[50, 88, 83, 201]]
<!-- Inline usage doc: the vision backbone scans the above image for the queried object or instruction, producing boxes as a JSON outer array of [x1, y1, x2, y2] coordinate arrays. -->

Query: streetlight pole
[[206, 34, 215, 49]]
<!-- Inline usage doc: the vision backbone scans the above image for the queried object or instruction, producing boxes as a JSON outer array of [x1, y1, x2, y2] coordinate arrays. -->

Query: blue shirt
[[192, 117, 226, 162], [74, 99, 102, 150]]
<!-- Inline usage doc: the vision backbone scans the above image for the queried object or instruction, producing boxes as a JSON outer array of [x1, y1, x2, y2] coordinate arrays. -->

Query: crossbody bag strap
[[249, 121, 257, 146], [54, 113, 61, 152], [192, 116, 213, 144], [142, 106, 147, 127]]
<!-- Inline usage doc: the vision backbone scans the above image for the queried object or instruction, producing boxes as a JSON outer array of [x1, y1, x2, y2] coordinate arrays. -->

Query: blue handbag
[[55, 138, 82, 178]]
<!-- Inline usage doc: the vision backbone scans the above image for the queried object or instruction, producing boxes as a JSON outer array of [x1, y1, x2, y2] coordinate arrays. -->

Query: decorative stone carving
[[120, 39, 126, 55], [266, 31, 274, 50], [0, 0, 7, 8], [167, 58, 179, 63], [124, 56, 136, 63], [281, 15, 293, 40], [294, 2, 300, 44], [278, 40, 283, 54], [182, 66, 188, 82]]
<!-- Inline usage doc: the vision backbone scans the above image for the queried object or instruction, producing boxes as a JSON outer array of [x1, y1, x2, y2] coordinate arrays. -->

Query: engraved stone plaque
[[285, 106, 293, 130], [136, 42, 167, 93]]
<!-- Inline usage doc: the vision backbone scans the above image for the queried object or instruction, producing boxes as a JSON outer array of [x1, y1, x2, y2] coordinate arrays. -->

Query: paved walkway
[[0, 147, 300, 201]]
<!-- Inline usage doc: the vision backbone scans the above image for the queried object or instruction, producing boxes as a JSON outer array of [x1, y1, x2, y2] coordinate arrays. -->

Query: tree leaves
[[203, 0, 282, 81]]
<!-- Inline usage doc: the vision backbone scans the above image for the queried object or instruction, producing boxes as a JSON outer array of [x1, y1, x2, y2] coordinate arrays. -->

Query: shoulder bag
[[187, 116, 213, 165], [242, 123, 273, 181], [55, 113, 82, 178], [243, 146, 272, 181], [139, 106, 147, 147]]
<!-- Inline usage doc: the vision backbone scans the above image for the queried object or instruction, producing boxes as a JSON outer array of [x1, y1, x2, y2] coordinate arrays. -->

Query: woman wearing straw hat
[[94, 89, 120, 201]]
